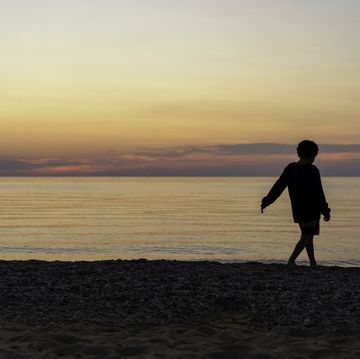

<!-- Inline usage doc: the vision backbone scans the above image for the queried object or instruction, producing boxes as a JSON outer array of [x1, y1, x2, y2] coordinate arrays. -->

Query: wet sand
[[1, 260, 360, 358]]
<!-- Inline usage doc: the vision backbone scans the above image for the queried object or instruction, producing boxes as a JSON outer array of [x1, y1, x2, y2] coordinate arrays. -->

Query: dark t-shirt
[[262, 162, 331, 223]]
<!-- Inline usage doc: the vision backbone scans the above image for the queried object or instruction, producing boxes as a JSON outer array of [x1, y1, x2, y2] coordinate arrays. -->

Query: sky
[[1, 0, 360, 175]]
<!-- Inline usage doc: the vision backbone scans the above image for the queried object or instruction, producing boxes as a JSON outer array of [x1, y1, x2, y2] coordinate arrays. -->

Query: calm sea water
[[0, 177, 359, 266]]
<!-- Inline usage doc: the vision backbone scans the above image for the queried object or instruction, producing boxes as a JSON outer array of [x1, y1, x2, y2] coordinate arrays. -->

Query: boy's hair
[[297, 140, 319, 158]]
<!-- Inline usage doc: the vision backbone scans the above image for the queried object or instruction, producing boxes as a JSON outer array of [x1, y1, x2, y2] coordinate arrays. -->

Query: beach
[[1, 260, 360, 358]]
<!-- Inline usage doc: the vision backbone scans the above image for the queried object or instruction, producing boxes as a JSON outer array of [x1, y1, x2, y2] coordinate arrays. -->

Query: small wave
[[0, 246, 113, 255]]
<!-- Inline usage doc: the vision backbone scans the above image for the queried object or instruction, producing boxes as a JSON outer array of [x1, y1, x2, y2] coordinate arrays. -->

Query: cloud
[[319, 144, 360, 153], [135, 146, 209, 158], [214, 143, 294, 155], [0, 159, 36, 172], [135, 143, 360, 158], [1, 143, 360, 176], [0, 158, 108, 176]]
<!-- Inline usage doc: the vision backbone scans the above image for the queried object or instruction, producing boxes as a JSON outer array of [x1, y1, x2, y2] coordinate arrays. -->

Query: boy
[[261, 140, 331, 266]]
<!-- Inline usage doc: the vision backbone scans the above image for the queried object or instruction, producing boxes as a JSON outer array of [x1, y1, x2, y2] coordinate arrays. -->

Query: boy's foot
[[310, 261, 318, 267], [286, 261, 297, 267]]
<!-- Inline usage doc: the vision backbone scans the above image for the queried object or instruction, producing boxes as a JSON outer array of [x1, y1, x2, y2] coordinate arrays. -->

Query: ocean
[[0, 177, 359, 266]]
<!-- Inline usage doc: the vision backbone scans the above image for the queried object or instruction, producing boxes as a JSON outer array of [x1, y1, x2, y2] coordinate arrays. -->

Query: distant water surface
[[0, 177, 359, 266]]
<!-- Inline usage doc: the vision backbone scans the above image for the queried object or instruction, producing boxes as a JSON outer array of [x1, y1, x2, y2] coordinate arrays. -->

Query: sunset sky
[[1, 0, 360, 175]]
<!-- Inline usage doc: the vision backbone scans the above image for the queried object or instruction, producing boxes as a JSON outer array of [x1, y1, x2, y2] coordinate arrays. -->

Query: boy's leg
[[287, 234, 313, 265], [305, 236, 317, 266]]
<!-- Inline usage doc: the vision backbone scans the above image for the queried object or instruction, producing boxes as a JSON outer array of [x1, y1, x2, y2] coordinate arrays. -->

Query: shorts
[[298, 220, 320, 235]]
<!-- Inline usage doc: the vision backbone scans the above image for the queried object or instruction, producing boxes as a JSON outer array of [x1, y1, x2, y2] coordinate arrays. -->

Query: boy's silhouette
[[261, 140, 331, 266]]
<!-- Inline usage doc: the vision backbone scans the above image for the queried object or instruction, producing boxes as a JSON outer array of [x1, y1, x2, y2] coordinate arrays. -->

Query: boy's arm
[[261, 167, 288, 212], [315, 168, 331, 219]]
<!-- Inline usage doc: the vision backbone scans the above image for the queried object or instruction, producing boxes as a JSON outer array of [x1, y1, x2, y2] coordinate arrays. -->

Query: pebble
[[0, 260, 359, 333]]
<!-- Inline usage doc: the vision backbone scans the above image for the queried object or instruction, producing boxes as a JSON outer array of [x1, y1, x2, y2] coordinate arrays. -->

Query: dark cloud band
[[1, 143, 360, 176]]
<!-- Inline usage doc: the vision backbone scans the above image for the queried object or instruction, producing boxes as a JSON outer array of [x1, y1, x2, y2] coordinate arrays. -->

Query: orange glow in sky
[[1, 1, 360, 175]]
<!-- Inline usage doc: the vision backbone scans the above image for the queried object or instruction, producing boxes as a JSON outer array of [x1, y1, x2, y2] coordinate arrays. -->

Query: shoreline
[[1, 260, 360, 358]]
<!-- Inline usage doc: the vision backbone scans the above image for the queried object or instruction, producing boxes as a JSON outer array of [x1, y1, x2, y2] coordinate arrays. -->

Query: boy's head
[[297, 140, 319, 160]]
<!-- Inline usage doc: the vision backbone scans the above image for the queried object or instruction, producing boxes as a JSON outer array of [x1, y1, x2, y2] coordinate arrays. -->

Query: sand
[[1, 260, 360, 358]]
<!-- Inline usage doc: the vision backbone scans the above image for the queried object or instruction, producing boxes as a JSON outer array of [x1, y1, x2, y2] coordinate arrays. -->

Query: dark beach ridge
[[1, 260, 360, 358]]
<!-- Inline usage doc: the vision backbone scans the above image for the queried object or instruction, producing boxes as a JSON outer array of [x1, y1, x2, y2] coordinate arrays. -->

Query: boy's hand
[[261, 197, 267, 214], [323, 214, 331, 222], [261, 203, 265, 214]]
